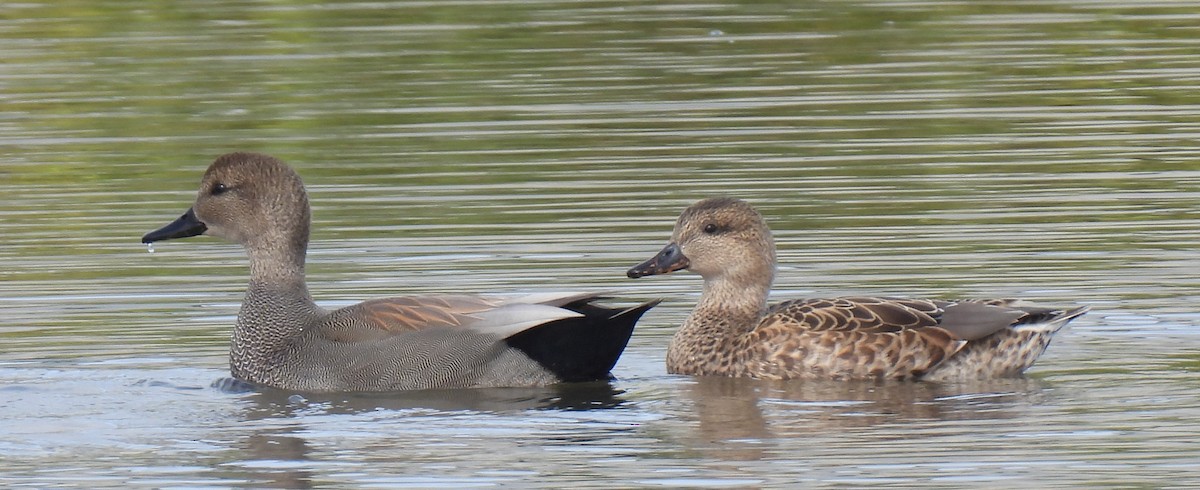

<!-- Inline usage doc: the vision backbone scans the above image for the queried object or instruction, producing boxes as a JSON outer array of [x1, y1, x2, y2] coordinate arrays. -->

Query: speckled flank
[[922, 305, 1088, 381], [633, 197, 1087, 382]]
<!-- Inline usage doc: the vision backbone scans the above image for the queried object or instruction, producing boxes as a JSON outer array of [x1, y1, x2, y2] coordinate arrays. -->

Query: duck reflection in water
[[673, 376, 1051, 462]]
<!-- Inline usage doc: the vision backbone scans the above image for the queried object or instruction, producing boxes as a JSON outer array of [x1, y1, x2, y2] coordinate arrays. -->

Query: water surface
[[3, 1, 1200, 487]]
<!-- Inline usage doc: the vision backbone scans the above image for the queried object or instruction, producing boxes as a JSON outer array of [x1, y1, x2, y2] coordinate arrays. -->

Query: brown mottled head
[[143, 152, 311, 257], [628, 197, 776, 284]]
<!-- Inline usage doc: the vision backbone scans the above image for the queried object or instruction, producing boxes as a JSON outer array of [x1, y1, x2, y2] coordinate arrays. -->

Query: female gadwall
[[143, 152, 657, 393], [627, 197, 1086, 381]]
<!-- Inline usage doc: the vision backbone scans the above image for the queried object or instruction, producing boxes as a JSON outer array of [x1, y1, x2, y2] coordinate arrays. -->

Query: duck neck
[[668, 270, 772, 374], [246, 241, 309, 286], [231, 239, 322, 383], [692, 273, 772, 332]]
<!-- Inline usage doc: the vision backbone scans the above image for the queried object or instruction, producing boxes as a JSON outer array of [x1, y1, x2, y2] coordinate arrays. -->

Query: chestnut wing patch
[[320, 295, 506, 343], [357, 295, 502, 332]]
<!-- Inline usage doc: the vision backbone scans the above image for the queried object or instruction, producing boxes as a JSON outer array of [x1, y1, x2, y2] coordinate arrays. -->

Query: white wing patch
[[464, 303, 584, 339]]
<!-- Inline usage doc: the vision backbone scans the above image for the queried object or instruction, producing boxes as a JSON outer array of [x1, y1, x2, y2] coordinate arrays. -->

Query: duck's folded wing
[[764, 296, 946, 333], [355, 295, 501, 330], [929, 300, 1026, 341], [753, 296, 966, 379], [501, 291, 606, 308], [321, 294, 584, 343]]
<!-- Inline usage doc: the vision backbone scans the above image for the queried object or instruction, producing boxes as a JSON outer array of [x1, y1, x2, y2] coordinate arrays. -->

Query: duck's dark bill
[[142, 208, 207, 243], [627, 242, 690, 278]]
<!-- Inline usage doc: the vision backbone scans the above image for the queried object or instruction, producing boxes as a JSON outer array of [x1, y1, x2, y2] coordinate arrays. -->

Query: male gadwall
[[143, 152, 657, 393], [627, 197, 1086, 381]]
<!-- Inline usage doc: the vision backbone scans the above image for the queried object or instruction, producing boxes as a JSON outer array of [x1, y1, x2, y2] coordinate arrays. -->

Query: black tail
[[504, 298, 660, 382]]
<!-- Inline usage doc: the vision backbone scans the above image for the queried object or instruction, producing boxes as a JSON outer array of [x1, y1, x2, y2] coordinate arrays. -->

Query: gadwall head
[[628, 197, 776, 284], [142, 152, 310, 258]]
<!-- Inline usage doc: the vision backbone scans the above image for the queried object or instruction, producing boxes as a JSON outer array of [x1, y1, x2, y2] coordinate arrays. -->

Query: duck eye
[[211, 183, 229, 196], [703, 223, 719, 234]]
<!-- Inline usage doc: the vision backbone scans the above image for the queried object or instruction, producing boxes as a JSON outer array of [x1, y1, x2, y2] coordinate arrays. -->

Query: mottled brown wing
[[762, 296, 944, 334], [321, 295, 504, 342], [743, 297, 963, 379]]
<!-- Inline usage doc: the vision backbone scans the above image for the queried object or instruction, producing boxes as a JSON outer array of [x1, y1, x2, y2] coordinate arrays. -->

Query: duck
[[626, 197, 1086, 381], [142, 152, 658, 393]]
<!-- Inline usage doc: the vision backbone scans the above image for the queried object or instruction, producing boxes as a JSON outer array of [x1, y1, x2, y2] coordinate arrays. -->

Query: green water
[[2, 1, 1199, 487]]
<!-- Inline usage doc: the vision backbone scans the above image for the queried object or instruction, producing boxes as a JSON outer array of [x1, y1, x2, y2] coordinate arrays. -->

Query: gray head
[[627, 197, 776, 285], [142, 152, 312, 261]]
